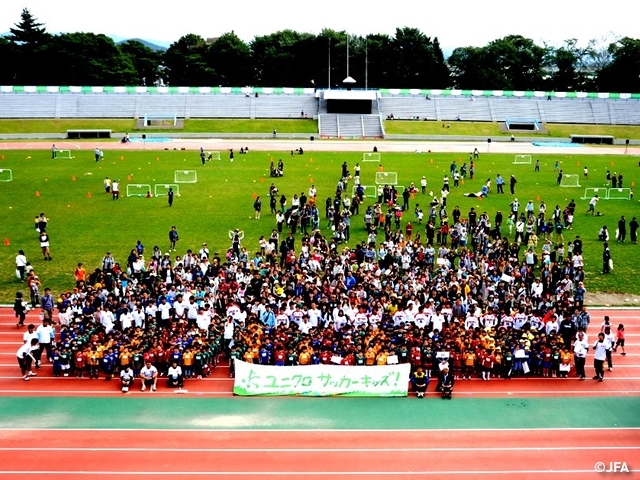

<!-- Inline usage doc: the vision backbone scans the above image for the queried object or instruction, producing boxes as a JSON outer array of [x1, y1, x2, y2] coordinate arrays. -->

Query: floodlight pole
[[328, 37, 331, 89]]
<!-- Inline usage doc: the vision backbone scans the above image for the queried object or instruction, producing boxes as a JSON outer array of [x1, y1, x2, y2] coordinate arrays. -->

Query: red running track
[[0, 309, 638, 398], [0, 428, 638, 479]]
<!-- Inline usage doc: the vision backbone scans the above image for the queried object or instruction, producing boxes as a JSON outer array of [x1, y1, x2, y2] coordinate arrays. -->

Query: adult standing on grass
[[94, 147, 101, 162], [169, 226, 179, 252], [617, 216, 626, 242], [39, 230, 51, 261], [15, 250, 27, 281], [630, 217, 639, 244], [167, 187, 175, 207], [51, 144, 57, 159], [17, 338, 39, 381], [111, 180, 119, 200], [602, 242, 612, 274], [254, 196, 262, 219], [509, 175, 517, 195]]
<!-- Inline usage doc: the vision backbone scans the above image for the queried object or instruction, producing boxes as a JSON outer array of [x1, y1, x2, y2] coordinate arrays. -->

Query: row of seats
[[0, 92, 637, 125]]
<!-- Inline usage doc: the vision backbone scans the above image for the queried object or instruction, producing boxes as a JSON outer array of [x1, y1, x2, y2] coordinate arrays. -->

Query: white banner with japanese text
[[233, 360, 411, 397]]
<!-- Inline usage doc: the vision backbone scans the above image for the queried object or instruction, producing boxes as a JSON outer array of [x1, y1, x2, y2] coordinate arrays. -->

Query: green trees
[[1, 8, 638, 91]]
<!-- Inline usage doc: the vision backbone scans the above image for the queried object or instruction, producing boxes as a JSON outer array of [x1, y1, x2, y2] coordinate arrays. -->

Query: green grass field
[[0, 147, 638, 303], [1, 118, 640, 139]]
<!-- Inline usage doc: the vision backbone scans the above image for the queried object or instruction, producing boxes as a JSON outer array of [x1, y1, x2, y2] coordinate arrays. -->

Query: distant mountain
[[112, 36, 169, 51]]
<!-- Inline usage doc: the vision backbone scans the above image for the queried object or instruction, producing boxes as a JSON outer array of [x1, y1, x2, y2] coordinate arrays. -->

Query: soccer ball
[[138, 194, 141, 198]]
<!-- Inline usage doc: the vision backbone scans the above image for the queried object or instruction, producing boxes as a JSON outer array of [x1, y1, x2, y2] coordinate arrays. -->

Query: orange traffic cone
[[260, 177, 264, 182], [127, 175, 132, 180], [35, 191, 40, 197], [252, 192, 257, 199], [120, 156, 124, 161], [3, 238, 9, 246], [71, 175, 76, 181], [87, 192, 92, 198]]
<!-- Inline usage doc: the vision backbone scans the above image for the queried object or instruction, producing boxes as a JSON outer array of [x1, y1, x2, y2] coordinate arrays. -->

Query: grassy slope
[[1, 119, 639, 139], [384, 121, 640, 139], [0, 148, 638, 302]]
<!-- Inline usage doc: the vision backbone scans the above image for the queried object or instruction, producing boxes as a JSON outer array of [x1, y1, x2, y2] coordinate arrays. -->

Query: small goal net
[[363, 153, 381, 162], [174, 170, 197, 183], [582, 187, 607, 200], [154, 184, 180, 197], [55, 150, 73, 159], [126, 184, 151, 197], [143, 113, 177, 127], [513, 155, 532, 164], [559, 174, 580, 187], [352, 185, 378, 198], [607, 188, 631, 200], [207, 151, 221, 161], [0, 169, 13, 182], [375, 171, 398, 185]]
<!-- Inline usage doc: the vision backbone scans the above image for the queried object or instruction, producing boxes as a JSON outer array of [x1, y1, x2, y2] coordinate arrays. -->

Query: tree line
[[2, 8, 639, 92]]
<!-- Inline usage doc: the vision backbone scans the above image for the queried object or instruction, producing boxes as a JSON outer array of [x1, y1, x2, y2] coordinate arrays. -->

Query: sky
[[1, 0, 637, 52]]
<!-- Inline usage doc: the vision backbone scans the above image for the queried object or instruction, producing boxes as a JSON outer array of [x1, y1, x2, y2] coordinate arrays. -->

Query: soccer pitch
[[0, 147, 637, 301]]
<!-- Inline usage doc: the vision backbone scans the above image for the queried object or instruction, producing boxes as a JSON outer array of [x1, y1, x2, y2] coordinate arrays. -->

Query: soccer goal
[[363, 152, 381, 162], [582, 187, 607, 200], [56, 150, 73, 159], [126, 184, 152, 197], [207, 151, 221, 161], [513, 155, 532, 164], [143, 113, 177, 127], [352, 185, 378, 198], [607, 188, 631, 200], [154, 184, 180, 197], [375, 171, 398, 185], [559, 174, 580, 187], [0, 169, 12, 182], [174, 170, 197, 183]]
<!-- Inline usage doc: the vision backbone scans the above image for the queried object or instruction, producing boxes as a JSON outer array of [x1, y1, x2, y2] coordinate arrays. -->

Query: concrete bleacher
[[318, 114, 384, 138], [253, 95, 318, 119], [319, 114, 338, 137], [438, 97, 493, 122], [362, 115, 384, 138], [0, 90, 638, 127], [0, 94, 56, 118], [378, 96, 438, 120]]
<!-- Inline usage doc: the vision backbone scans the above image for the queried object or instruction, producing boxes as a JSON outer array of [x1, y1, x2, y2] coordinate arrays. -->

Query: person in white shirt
[[464, 313, 479, 331], [592, 333, 608, 381], [167, 361, 183, 389], [603, 327, 616, 372], [101, 306, 115, 334], [139, 361, 158, 391], [120, 366, 135, 393], [15, 250, 28, 281], [120, 308, 134, 331], [35, 319, 54, 366], [573, 331, 589, 380], [23, 324, 38, 344], [17, 338, 39, 381], [431, 309, 445, 333]]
